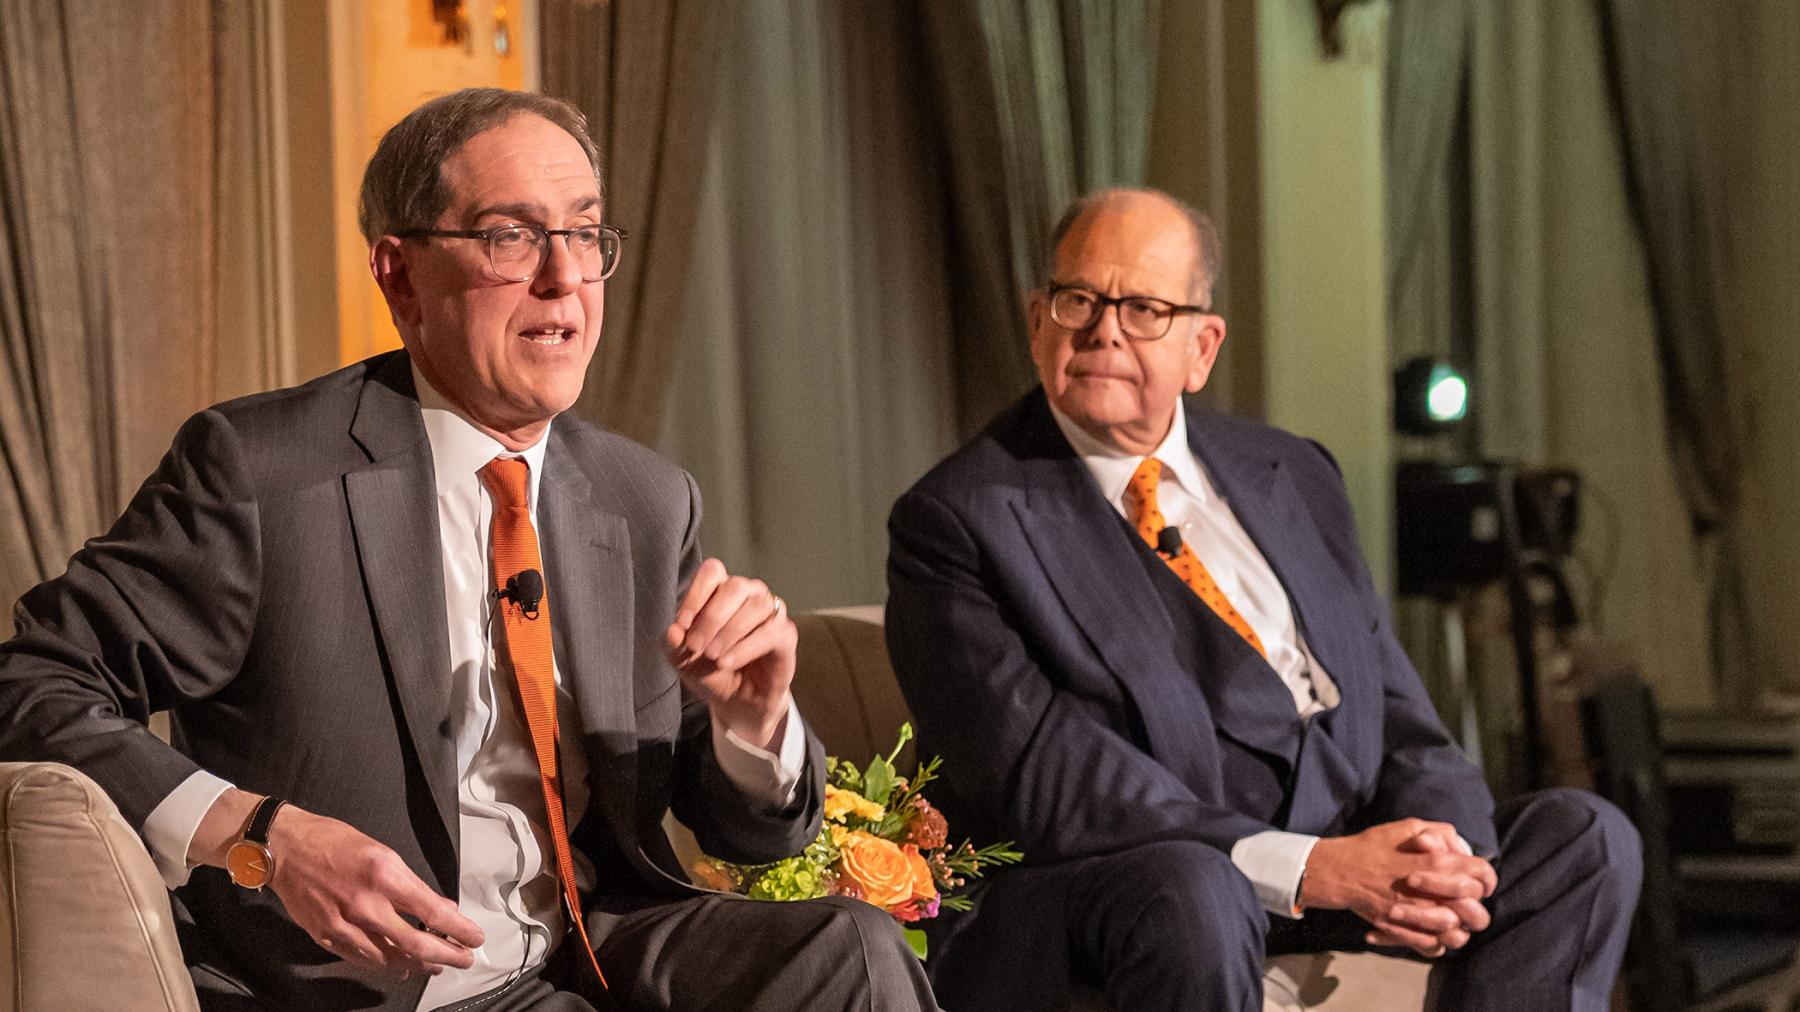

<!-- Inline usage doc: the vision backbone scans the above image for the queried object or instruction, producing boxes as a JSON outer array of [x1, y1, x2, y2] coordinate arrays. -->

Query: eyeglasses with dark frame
[[1045, 283, 1210, 341], [395, 224, 629, 283]]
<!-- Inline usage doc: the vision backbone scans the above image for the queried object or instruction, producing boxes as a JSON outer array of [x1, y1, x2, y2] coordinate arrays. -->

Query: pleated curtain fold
[[539, 1, 1165, 608], [540, 0, 726, 447], [920, 0, 1164, 438], [0, 0, 288, 630]]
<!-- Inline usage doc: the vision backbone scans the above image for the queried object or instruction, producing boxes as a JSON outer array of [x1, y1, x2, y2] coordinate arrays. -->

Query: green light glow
[[1427, 372, 1468, 422], [1425, 370, 1468, 421]]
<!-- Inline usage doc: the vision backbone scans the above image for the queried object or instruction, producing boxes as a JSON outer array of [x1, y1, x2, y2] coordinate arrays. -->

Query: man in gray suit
[[0, 88, 935, 1012]]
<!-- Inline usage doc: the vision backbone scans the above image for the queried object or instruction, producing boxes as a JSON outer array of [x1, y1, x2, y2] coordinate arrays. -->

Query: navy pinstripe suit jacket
[[885, 388, 1495, 872]]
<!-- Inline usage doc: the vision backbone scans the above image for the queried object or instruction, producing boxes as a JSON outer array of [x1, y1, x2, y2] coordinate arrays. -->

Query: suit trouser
[[451, 893, 940, 1012], [924, 787, 1642, 1012]]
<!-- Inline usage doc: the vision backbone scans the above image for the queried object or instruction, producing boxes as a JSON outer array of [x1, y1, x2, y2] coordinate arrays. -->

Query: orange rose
[[902, 844, 938, 904], [838, 831, 913, 909]]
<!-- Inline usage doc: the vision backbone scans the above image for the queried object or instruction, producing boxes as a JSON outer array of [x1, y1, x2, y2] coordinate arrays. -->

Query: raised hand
[[1300, 818, 1496, 958], [665, 558, 797, 750]]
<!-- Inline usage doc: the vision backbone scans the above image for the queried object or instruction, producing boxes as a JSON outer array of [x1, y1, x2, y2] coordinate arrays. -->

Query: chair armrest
[[0, 762, 198, 1012]]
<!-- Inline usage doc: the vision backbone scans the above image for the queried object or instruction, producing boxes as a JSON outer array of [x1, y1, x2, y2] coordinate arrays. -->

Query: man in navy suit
[[885, 188, 1641, 1011]]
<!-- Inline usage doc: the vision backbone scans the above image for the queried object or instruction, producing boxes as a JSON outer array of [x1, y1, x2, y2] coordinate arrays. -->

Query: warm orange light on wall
[[334, 0, 535, 368]]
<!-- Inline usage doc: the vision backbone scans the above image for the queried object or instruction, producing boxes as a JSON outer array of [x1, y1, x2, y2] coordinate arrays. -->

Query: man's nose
[[530, 234, 584, 295], [1075, 302, 1129, 347]]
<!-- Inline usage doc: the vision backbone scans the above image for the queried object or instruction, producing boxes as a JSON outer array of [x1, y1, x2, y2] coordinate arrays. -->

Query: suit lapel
[[1147, 439, 1309, 768], [343, 354, 459, 853], [539, 432, 638, 848], [1189, 412, 1376, 714], [1189, 410, 1367, 829], [1007, 396, 1281, 790]]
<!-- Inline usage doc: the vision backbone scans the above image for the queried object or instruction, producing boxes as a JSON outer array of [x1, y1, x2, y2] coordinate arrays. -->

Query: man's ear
[[1026, 288, 1056, 356], [1026, 288, 1047, 332], [1184, 313, 1226, 393], [370, 237, 421, 331]]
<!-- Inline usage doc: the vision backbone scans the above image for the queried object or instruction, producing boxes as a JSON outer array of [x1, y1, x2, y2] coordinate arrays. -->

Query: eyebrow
[[471, 196, 602, 223]]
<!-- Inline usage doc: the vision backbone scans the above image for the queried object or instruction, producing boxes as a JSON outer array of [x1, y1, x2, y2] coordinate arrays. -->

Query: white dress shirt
[[1047, 399, 1337, 919], [142, 368, 805, 1008]]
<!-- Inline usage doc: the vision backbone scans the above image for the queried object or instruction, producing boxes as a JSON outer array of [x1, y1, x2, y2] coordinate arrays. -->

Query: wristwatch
[[225, 796, 287, 890]]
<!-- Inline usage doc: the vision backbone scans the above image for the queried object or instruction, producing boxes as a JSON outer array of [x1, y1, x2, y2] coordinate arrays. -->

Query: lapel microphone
[[1156, 526, 1184, 559], [499, 568, 545, 620]]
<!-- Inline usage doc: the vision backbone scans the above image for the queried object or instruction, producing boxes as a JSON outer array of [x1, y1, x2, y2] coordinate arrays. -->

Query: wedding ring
[[772, 595, 787, 618]]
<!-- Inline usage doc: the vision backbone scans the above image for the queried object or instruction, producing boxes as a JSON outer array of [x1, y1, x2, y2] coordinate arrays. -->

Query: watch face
[[226, 840, 274, 889]]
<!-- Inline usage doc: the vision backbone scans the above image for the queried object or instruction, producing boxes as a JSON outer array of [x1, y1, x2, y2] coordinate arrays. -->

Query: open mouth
[[519, 326, 575, 345]]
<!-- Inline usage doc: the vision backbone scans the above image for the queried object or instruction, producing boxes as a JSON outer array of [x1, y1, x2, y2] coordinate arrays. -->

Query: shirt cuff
[[1230, 830, 1320, 919], [712, 696, 805, 808], [141, 770, 234, 889]]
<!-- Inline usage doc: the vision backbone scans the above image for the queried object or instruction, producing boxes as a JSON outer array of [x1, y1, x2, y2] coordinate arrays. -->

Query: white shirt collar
[[1047, 396, 1212, 510], [412, 363, 551, 507]]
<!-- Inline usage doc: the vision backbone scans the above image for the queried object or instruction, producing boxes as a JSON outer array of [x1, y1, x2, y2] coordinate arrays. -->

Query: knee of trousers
[[809, 894, 920, 970], [1516, 787, 1644, 901], [1106, 841, 1266, 963]]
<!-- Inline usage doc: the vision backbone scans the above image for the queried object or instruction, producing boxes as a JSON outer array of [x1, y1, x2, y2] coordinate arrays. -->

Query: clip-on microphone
[[1155, 526, 1184, 559], [499, 568, 545, 620]]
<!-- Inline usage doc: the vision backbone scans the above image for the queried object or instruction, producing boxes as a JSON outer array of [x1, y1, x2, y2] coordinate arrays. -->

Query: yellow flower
[[829, 824, 850, 846], [838, 831, 913, 909], [825, 784, 885, 822]]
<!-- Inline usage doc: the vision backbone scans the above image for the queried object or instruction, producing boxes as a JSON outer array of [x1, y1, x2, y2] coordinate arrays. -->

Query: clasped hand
[[1299, 819, 1497, 958], [664, 557, 798, 751]]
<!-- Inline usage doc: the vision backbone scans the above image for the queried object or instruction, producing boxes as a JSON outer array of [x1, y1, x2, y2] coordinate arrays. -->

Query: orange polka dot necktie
[[478, 457, 608, 993], [1124, 458, 1267, 659]]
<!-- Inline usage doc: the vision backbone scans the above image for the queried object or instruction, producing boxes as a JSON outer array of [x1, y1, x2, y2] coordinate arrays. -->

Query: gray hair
[[1045, 187, 1221, 308], [358, 88, 602, 243]]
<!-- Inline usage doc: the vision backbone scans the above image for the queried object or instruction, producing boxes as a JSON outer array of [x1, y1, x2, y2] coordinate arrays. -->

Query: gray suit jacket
[[0, 350, 825, 1009]]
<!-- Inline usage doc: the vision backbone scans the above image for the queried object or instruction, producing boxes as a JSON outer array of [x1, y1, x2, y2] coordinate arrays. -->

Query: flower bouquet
[[690, 723, 1022, 958]]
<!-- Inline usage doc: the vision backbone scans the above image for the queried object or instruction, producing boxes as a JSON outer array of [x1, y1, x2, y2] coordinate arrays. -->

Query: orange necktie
[[478, 457, 607, 993], [1125, 458, 1267, 659]]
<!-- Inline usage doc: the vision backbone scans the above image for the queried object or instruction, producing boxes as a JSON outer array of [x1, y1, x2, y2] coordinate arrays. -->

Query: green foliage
[[804, 824, 841, 866], [861, 755, 898, 813], [852, 721, 915, 814], [941, 839, 1024, 879], [829, 756, 864, 797], [744, 855, 829, 901]]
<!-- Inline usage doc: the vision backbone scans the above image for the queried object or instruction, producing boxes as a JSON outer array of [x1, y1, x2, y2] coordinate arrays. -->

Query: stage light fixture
[[1394, 357, 1469, 435], [1428, 372, 1467, 422]]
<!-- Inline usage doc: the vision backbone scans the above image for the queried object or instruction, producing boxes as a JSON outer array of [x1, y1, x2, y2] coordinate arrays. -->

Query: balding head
[[1046, 188, 1220, 307]]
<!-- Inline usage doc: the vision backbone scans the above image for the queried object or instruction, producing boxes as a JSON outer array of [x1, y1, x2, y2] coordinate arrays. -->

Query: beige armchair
[[0, 606, 1429, 1012], [0, 761, 198, 1012]]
